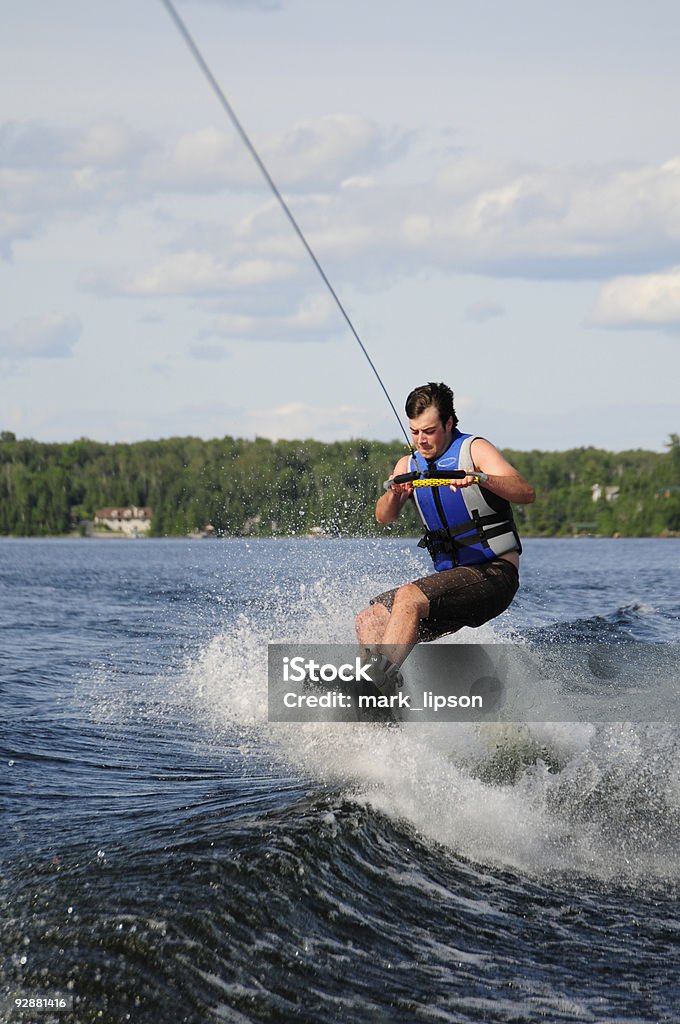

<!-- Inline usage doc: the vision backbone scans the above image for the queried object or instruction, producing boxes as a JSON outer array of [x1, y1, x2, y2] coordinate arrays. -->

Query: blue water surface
[[1, 537, 679, 1024]]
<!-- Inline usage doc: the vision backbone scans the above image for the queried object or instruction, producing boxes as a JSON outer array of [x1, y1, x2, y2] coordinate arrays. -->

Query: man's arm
[[375, 455, 413, 524], [464, 438, 535, 504]]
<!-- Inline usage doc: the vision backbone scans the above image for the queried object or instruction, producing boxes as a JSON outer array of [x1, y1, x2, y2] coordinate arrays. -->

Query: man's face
[[409, 406, 454, 460]]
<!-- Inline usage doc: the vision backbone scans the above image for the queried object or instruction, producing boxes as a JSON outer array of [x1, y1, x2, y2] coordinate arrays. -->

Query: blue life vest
[[410, 430, 521, 571]]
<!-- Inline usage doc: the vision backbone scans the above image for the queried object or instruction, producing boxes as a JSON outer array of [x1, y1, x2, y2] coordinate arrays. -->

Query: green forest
[[1, 430, 679, 539]]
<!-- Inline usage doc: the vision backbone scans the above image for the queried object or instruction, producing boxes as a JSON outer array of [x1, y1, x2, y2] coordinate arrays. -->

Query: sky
[[2, 0, 680, 452]]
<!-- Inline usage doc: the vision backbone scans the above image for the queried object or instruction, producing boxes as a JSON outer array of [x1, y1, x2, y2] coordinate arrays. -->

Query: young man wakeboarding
[[355, 382, 535, 693]]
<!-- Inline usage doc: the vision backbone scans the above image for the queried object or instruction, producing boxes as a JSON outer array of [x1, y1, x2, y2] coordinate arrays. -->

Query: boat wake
[[183, 574, 680, 887]]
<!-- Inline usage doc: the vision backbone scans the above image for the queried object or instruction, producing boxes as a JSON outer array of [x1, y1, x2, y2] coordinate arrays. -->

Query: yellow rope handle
[[411, 475, 486, 487], [384, 472, 488, 490]]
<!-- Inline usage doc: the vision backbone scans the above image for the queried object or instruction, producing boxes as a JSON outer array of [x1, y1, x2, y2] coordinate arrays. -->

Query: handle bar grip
[[383, 470, 488, 490], [393, 469, 466, 484]]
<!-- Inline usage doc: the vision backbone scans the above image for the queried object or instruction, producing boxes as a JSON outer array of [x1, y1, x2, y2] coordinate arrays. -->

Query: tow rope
[[159, 0, 415, 455]]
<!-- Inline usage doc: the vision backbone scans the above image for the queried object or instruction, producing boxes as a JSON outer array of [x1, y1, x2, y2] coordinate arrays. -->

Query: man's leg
[[355, 582, 430, 667], [355, 601, 390, 647], [353, 592, 411, 715], [354, 560, 518, 703], [379, 583, 429, 666]]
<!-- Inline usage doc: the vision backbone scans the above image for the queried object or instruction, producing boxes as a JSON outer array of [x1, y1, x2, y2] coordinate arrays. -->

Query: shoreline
[[1, 532, 678, 542]]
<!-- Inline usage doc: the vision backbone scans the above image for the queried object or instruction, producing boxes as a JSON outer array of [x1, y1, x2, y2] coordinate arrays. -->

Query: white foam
[[183, 570, 680, 885]]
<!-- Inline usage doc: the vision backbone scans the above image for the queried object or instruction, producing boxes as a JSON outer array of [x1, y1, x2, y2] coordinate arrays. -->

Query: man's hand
[[448, 473, 478, 493], [376, 458, 413, 524], [388, 474, 414, 497]]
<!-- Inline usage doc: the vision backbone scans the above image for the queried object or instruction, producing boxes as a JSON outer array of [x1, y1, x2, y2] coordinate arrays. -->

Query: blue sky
[[2, 0, 680, 451]]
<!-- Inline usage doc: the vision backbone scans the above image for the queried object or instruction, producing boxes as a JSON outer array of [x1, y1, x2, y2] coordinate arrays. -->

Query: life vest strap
[[417, 510, 516, 564]]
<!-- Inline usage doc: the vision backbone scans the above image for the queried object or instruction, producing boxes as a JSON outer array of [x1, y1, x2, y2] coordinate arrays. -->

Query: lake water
[[1, 537, 679, 1023]]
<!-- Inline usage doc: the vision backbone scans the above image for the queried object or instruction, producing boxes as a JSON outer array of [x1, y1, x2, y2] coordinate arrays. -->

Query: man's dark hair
[[405, 382, 458, 430]]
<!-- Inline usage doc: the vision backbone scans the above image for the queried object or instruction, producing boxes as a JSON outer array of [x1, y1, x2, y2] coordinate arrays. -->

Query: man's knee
[[355, 602, 389, 632], [392, 583, 429, 618], [356, 603, 379, 626]]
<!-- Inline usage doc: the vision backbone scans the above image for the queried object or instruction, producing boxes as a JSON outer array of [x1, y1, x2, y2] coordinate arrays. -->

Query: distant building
[[94, 506, 152, 535], [591, 484, 620, 503]]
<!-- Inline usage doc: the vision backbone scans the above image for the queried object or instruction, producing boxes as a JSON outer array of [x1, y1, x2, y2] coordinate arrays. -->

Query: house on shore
[[94, 506, 152, 536]]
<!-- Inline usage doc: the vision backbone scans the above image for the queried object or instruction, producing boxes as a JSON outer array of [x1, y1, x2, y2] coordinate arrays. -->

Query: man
[[355, 382, 535, 690]]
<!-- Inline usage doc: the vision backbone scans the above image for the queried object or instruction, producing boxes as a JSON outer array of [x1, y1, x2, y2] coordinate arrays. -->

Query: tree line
[[1, 429, 679, 538]]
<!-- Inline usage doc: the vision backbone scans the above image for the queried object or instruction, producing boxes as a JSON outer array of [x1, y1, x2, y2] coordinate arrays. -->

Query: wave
[[183, 576, 680, 887], [519, 600, 677, 644]]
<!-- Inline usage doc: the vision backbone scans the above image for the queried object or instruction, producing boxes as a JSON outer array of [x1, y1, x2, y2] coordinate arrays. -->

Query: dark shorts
[[369, 558, 520, 642]]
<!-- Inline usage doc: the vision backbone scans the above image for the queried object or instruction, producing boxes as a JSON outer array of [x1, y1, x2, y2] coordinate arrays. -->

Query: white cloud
[[435, 156, 525, 200], [341, 176, 376, 190], [0, 313, 82, 358], [4, 398, 245, 445], [72, 148, 680, 332], [63, 117, 153, 168], [150, 113, 407, 192], [0, 113, 397, 224], [0, 118, 155, 180], [591, 266, 680, 328], [247, 401, 373, 441], [0, 118, 156, 255], [155, 126, 252, 190], [81, 251, 300, 296], [206, 293, 337, 341], [265, 114, 404, 190], [230, 154, 680, 282], [6, 109, 680, 300]]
